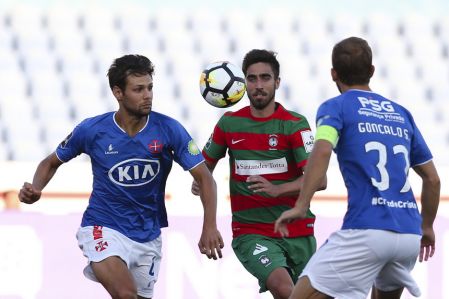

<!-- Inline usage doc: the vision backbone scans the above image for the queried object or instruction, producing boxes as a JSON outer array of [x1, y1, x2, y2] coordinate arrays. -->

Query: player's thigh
[[91, 255, 136, 294], [371, 287, 404, 299], [264, 236, 315, 296], [232, 234, 289, 291], [290, 276, 332, 299], [300, 230, 385, 299], [131, 235, 163, 299], [77, 226, 132, 281], [374, 233, 421, 297], [283, 235, 316, 280]]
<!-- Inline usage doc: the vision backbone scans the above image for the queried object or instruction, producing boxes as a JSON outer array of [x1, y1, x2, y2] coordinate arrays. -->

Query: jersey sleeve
[[289, 116, 314, 169], [55, 121, 88, 162], [316, 99, 344, 149], [202, 114, 228, 162], [316, 98, 343, 139], [407, 111, 433, 166], [169, 120, 204, 171]]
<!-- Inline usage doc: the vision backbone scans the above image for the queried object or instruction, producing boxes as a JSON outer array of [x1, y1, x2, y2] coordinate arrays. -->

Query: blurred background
[[0, 0, 447, 298]]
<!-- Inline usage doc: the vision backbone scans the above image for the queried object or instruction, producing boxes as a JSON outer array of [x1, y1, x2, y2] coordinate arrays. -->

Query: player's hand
[[274, 206, 307, 237], [419, 226, 436, 262], [18, 182, 42, 204], [191, 180, 200, 196], [198, 226, 224, 260], [246, 175, 280, 197]]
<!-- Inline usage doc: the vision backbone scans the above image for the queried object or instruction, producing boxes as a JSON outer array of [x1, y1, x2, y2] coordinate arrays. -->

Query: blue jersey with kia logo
[[56, 111, 204, 242]]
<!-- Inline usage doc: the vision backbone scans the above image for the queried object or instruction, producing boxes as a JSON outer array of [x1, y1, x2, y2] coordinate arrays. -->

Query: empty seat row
[[0, 6, 448, 164]]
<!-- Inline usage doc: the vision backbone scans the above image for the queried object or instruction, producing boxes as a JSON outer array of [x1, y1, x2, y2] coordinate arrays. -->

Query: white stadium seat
[[0, 5, 448, 165]]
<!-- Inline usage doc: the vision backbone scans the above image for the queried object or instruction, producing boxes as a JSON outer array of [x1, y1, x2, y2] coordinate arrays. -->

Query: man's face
[[245, 62, 279, 110], [114, 74, 153, 117]]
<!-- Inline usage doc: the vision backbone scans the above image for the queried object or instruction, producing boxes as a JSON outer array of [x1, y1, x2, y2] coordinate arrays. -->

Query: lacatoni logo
[[108, 158, 160, 187], [105, 144, 119, 155]]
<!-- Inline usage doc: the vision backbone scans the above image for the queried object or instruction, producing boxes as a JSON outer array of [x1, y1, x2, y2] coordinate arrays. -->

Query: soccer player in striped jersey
[[275, 37, 440, 299], [18, 54, 224, 299], [192, 49, 326, 299]]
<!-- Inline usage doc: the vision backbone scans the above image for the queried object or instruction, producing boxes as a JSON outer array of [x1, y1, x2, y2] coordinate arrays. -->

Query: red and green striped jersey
[[203, 103, 316, 238]]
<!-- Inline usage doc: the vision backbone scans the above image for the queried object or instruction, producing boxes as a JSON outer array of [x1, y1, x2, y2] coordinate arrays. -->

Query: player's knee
[[111, 288, 138, 299], [269, 284, 293, 299], [371, 286, 404, 299], [266, 268, 294, 299]]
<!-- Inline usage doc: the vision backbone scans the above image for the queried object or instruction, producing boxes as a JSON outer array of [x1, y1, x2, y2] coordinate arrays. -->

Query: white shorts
[[76, 226, 162, 298], [300, 229, 421, 299]]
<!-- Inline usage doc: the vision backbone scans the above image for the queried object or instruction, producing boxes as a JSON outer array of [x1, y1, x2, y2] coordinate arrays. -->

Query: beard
[[248, 90, 275, 110], [123, 102, 152, 118]]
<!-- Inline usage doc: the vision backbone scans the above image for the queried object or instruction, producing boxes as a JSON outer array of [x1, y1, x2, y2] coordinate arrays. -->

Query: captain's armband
[[315, 125, 338, 148]]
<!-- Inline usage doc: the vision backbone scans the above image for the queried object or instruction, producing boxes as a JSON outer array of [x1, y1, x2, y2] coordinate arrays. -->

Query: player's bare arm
[[275, 140, 332, 236], [19, 152, 63, 204], [413, 161, 440, 262], [190, 162, 224, 260], [191, 160, 217, 196], [247, 174, 327, 197]]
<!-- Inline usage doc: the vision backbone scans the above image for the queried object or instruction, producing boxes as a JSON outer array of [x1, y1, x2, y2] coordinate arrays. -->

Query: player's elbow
[[414, 161, 440, 192], [41, 152, 63, 170], [424, 173, 440, 191], [317, 175, 328, 191]]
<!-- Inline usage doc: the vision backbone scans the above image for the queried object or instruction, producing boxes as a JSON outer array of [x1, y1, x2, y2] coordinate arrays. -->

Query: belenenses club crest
[[148, 140, 163, 154]]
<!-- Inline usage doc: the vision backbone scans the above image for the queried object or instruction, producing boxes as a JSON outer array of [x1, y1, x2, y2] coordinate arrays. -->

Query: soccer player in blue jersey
[[275, 37, 440, 299], [18, 54, 224, 299]]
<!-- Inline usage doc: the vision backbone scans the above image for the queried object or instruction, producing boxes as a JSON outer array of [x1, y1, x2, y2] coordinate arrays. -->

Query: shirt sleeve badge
[[188, 140, 201, 155]]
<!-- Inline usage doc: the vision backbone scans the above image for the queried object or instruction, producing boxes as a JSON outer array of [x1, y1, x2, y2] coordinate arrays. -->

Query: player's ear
[[331, 68, 338, 82], [369, 65, 375, 78], [112, 86, 123, 101], [275, 76, 280, 89]]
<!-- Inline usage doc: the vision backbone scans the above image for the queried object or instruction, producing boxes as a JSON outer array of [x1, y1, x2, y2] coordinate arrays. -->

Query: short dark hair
[[107, 54, 155, 90], [332, 37, 373, 85], [242, 49, 280, 79]]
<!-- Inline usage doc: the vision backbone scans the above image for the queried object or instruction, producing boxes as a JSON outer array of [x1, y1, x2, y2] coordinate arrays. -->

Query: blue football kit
[[316, 89, 432, 235], [56, 111, 204, 242]]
